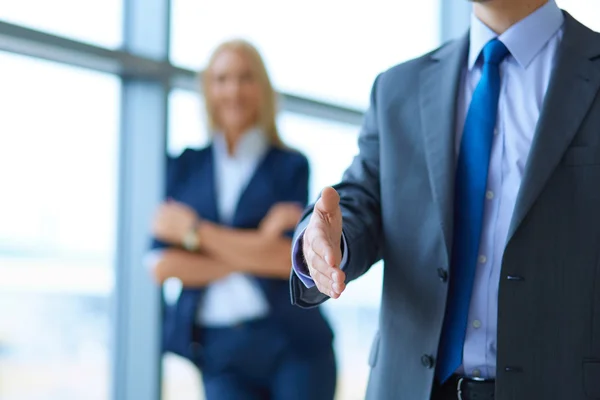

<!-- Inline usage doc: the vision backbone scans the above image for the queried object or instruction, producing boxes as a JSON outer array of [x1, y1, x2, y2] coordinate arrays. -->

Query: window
[[0, 0, 122, 48], [556, 0, 600, 32], [277, 111, 359, 201], [0, 52, 120, 400], [170, 0, 441, 109]]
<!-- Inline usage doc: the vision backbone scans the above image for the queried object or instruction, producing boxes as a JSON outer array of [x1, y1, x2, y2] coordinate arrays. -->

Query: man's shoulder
[[169, 146, 210, 167], [164, 146, 211, 184], [379, 38, 461, 84], [369, 37, 464, 105]]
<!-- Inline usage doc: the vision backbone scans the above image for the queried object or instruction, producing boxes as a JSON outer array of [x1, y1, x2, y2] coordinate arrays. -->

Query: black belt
[[433, 374, 495, 400]]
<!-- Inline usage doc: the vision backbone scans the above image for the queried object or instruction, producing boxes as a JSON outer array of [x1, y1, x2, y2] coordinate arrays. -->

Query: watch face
[[183, 230, 198, 251]]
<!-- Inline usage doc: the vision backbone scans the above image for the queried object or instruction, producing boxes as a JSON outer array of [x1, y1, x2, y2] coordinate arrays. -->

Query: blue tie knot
[[482, 38, 509, 66]]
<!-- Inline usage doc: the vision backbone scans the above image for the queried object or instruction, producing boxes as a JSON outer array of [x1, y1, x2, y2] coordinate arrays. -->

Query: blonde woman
[[150, 39, 336, 400]]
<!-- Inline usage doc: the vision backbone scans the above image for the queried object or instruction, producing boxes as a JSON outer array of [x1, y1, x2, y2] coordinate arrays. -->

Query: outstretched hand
[[302, 187, 346, 298]]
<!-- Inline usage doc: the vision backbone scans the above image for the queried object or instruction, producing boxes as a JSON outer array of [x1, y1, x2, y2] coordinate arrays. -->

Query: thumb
[[316, 187, 340, 216]]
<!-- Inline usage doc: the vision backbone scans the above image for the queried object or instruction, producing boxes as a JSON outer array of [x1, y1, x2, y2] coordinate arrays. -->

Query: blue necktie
[[435, 39, 509, 383]]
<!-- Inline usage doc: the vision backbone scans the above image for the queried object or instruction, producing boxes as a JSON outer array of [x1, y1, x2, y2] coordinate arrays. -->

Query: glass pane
[[0, 0, 122, 48], [277, 112, 359, 202], [168, 89, 209, 157], [556, 0, 600, 32], [0, 52, 120, 400], [170, 0, 440, 109]]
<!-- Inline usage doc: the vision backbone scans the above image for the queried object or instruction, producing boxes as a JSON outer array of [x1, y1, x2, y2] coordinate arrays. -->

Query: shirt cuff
[[291, 228, 348, 288]]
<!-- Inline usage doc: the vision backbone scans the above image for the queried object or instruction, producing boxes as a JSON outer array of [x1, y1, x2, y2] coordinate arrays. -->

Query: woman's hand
[[259, 202, 304, 237], [151, 250, 176, 284], [152, 200, 199, 246]]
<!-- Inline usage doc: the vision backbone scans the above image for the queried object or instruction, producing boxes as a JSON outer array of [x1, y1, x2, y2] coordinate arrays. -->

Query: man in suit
[[289, 0, 600, 399]]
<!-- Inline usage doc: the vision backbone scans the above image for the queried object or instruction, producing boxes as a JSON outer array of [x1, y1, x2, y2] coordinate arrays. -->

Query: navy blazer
[[152, 144, 334, 364]]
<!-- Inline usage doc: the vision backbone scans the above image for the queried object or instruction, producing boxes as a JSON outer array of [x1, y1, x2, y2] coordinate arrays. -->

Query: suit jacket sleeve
[[149, 150, 191, 251], [290, 74, 384, 308]]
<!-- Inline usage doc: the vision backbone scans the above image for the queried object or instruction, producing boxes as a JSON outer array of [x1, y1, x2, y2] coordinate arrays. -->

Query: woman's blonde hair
[[201, 39, 283, 147]]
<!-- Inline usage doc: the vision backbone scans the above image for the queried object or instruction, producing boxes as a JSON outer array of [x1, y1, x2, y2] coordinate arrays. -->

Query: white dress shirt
[[198, 128, 270, 326], [456, 1, 564, 378]]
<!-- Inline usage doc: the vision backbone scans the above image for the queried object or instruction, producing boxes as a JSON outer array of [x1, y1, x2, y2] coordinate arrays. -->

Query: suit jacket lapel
[[507, 13, 600, 243], [419, 34, 469, 264], [231, 148, 277, 227], [195, 146, 220, 223]]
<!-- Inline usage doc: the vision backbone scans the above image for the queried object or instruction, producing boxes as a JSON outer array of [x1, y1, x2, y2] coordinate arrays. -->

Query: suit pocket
[[368, 331, 381, 367], [562, 146, 600, 166], [583, 360, 600, 398]]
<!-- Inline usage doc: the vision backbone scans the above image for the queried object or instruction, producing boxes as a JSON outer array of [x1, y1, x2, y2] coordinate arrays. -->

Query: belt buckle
[[457, 376, 485, 400], [456, 377, 465, 400]]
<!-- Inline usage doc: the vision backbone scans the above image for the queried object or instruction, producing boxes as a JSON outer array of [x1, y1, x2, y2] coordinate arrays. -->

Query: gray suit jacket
[[290, 12, 600, 400]]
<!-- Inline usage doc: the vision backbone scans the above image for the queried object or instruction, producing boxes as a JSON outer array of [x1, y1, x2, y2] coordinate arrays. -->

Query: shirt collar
[[212, 127, 269, 160], [468, 0, 564, 70]]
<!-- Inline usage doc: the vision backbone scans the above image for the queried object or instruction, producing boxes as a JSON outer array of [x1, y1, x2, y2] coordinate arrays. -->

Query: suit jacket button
[[437, 268, 448, 282], [421, 354, 435, 369]]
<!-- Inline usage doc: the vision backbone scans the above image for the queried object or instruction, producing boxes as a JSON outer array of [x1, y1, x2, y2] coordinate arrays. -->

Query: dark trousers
[[197, 318, 337, 400], [430, 383, 455, 400]]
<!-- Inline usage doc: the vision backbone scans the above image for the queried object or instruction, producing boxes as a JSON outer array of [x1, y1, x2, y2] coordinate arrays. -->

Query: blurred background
[[0, 1, 598, 399]]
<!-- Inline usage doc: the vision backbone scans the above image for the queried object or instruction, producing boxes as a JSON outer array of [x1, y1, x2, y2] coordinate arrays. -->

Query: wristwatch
[[182, 221, 200, 251]]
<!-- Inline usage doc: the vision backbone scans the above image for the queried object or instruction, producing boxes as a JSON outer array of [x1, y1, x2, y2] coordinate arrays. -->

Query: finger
[[324, 245, 342, 270], [155, 209, 171, 224], [309, 230, 337, 268], [310, 266, 335, 297], [306, 246, 337, 276], [331, 269, 346, 292], [305, 247, 346, 293], [310, 266, 345, 298], [159, 202, 173, 214], [311, 233, 342, 269], [323, 266, 345, 295], [315, 187, 340, 216]]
